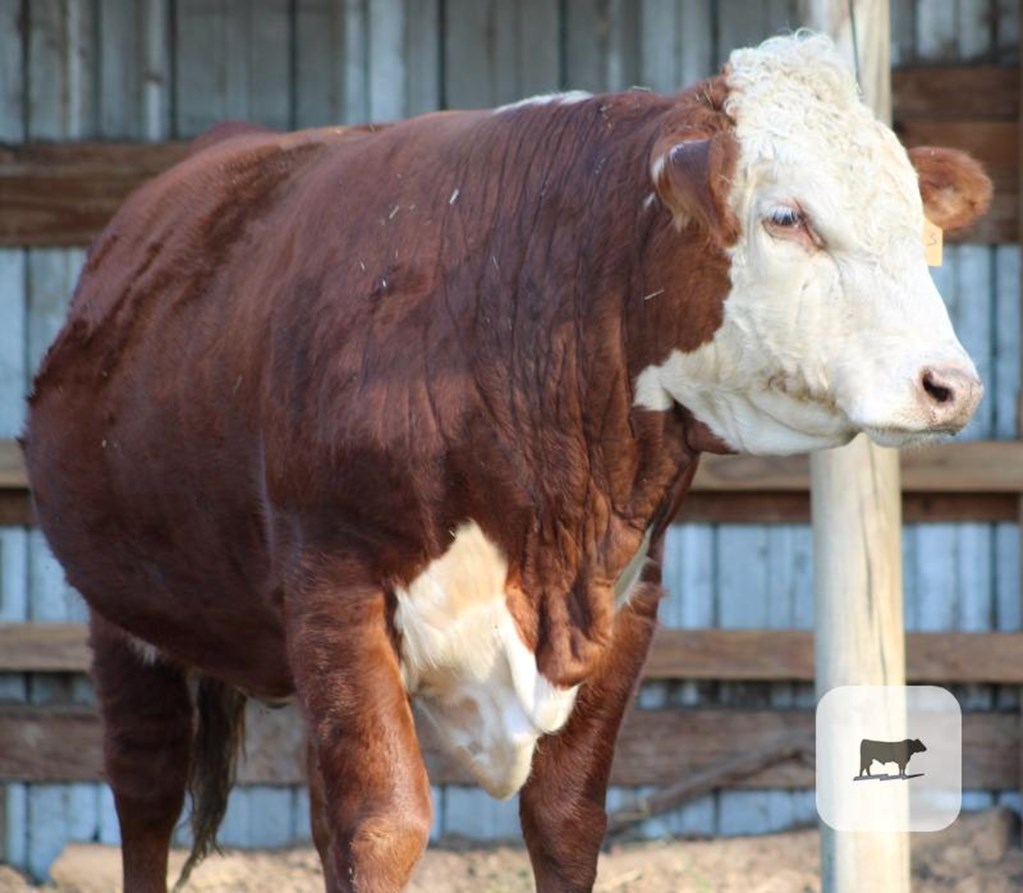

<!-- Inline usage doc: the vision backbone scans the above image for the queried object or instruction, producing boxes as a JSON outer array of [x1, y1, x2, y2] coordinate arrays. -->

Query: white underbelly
[[394, 522, 578, 799]]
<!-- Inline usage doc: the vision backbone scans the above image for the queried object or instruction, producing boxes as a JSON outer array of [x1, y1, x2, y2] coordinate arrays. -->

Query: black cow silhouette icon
[[857, 738, 927, 780]]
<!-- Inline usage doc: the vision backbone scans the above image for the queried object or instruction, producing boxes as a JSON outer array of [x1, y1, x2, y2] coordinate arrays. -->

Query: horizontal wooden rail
[[4, 489, 1017, 527], [8, 440, 1020, 494], [693, 440, 1023, 494], [0, 703, 1016, 790], [0, 623, 91, 672], [645, 629, 1023, 684], [892, 66, 1019, 120], [0, 142, 189, 247], [7, 438, 1022, 525], [4, 623, 1023, 685], [0, 65, 1016, 245]]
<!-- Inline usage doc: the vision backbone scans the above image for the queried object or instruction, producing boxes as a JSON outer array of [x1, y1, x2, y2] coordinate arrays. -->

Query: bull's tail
[[173, 677, 247, 892]]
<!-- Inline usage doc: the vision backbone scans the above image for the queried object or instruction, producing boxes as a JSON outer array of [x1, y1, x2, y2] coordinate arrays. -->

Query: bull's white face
[[637, 35, 987, 454]]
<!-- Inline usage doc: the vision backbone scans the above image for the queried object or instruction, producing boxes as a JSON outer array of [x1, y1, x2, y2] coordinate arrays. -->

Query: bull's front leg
[[285, 556, 431, 893], [519, 576, 662, 892]]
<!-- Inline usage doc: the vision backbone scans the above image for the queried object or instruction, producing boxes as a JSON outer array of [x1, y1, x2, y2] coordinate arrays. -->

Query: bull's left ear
[[651, 132, 740, 245], [908, 146, 993, 231]]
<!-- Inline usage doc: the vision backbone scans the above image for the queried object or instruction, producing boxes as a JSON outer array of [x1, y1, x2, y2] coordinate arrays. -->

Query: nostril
[[921, 369, 955, 405]]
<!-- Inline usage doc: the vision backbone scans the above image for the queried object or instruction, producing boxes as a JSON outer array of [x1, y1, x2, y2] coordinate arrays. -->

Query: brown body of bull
[[25, 84, 732, 893]]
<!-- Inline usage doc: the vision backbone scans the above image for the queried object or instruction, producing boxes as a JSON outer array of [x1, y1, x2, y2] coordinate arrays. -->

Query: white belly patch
[[394, 522, 579, 799]]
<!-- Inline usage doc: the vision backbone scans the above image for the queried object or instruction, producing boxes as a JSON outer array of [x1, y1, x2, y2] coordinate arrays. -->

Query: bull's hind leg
[[307, 737, 340, 891], [90, 612, 192, 893], [285, 562, 431, 893], [519, 580, 662, 893]]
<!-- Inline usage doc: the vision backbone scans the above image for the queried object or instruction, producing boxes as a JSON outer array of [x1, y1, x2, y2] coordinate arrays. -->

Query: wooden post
[[798, 3, 910, 892]]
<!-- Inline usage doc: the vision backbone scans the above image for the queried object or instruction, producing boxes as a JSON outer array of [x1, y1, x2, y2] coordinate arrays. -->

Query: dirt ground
[[1, 808, 1020, 892]]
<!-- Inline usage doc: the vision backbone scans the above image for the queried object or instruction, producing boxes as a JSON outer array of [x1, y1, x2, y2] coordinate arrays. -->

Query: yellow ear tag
[[923, 217, 943, 267]]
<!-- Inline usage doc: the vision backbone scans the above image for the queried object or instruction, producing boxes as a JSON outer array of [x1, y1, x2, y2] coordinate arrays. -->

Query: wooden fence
[[3, 434, 1023, 797]]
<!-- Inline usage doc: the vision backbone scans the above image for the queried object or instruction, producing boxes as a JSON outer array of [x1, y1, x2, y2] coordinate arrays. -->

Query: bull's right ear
[[651, 133, 739, 245]]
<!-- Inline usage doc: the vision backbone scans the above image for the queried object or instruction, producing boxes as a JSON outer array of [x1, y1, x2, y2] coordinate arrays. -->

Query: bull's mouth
[[860, 424, 961, 449]]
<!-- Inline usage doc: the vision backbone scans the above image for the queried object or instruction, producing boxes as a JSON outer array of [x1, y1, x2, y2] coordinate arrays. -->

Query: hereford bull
[[24, 34, 989, 893]]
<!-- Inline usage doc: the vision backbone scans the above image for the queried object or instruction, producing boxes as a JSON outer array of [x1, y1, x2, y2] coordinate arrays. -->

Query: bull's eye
[[763, 204, 822, 250], [766, 206, 803, 228]]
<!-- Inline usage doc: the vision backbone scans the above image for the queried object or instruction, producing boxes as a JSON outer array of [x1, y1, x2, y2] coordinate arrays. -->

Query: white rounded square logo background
[[816, 685, 961, 832]]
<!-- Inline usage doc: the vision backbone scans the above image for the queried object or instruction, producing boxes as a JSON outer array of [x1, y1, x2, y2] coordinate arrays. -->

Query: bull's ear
[[651, 133, 740, 244], [908, 146, 992, 231]]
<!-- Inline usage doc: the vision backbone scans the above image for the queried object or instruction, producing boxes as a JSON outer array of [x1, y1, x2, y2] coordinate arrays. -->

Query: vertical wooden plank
[[604, 0, 640, 91], [175, 5, 290, 151], [98, 0, 143, 138], [404, 0, 441, 115], [908, 245, 960, 638], [99, 0, 172, 140], [995, 0, 1019, 61], [26, 249, 87, 629], [716, 526, 769, 629], [25, 785, 76, 879], [216, 788, 252, 848], [913, 524, 958, 632], [648, 523, 716, 835], [994, 246, 1021, 441], [27, 0, 98, 140], [639, 0, 679, 92], [0, 251, 27, 442], [958, 0, 996, 60], [295, 0, 346, 127], [174, 0, 226, 136], [516, 0, 561, 96], [995, 523, 1022, 630], [945, 242, 998, 708], [678, 0, 715, 85], [564, 0, 605, 91], [0, 527, 29, 627], [26, 249, 81, 378], [901, 523, 919, 632], [142, 0, 171, 139], [442, 788, 519, 840], [368, 0, 405, 120], [716, 0, 769, 66], [3, 785, 27, 872], [661, 525, 715, 629], [98, 785, 121, 846], [220, 1, 252, 122], [441, 0, 558, 110], [444, 0, 517, 108], [765, 0, 799, 34], [715, 525, 792, 836], [953, 246, 994, 440], [429, 785, 442, 842], [890, 0, 916, 65], [244, 0, 292, 129], [0, 0, 25, 141], [914, 0, 957, 61], [245, 787, 293, 848], [957, 525, 994, 630], [291, 786, 312, 843], [343, 0, 369, 122], [564, 0, 641, 92]]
